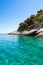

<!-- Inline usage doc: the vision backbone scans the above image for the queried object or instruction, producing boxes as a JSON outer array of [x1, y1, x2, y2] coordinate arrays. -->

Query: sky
[[0, 0, 43, 33]]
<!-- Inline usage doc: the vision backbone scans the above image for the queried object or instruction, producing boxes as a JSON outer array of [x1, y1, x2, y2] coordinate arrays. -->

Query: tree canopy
[[18, 9, 43, 31]]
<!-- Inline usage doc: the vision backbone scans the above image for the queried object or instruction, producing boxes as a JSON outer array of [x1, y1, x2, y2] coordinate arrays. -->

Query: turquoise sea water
[[0, 35, 43, 65]]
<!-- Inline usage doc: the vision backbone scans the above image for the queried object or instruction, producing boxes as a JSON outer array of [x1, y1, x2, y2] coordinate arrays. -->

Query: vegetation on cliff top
[[18, 9, 43, 31]]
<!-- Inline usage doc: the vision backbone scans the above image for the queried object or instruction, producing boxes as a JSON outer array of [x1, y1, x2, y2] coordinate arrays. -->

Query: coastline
[[8, 28, 43, 37]]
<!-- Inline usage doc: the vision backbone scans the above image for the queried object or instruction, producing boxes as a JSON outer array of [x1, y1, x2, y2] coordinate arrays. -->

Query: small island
[[9, 9, 43, 37]]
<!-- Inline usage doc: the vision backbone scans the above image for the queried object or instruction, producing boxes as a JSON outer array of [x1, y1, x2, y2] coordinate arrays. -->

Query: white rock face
[[9, 30, 20, 35], [9, 29, 38, 35], [36, 28, 43, 37], [37, 28, 43, 33], [21, 29, 38, 35], [36, 32, 43, 37], [8, 28, 43, 37]]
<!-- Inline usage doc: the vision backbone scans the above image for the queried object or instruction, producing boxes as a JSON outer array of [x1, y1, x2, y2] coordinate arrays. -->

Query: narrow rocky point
[[8, 10, 43, 37]]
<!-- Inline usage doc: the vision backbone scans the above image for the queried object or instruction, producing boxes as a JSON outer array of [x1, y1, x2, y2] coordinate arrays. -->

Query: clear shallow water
[[0, 35, 43, 65]]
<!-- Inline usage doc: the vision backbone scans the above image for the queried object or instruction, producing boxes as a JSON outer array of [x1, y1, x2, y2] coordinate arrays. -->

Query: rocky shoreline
[[8, 28, 43, 37]]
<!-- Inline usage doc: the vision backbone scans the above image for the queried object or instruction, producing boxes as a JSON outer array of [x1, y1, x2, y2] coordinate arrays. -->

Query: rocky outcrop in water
[[8, 28, 43, 37], [8, 10, 43, 37]]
